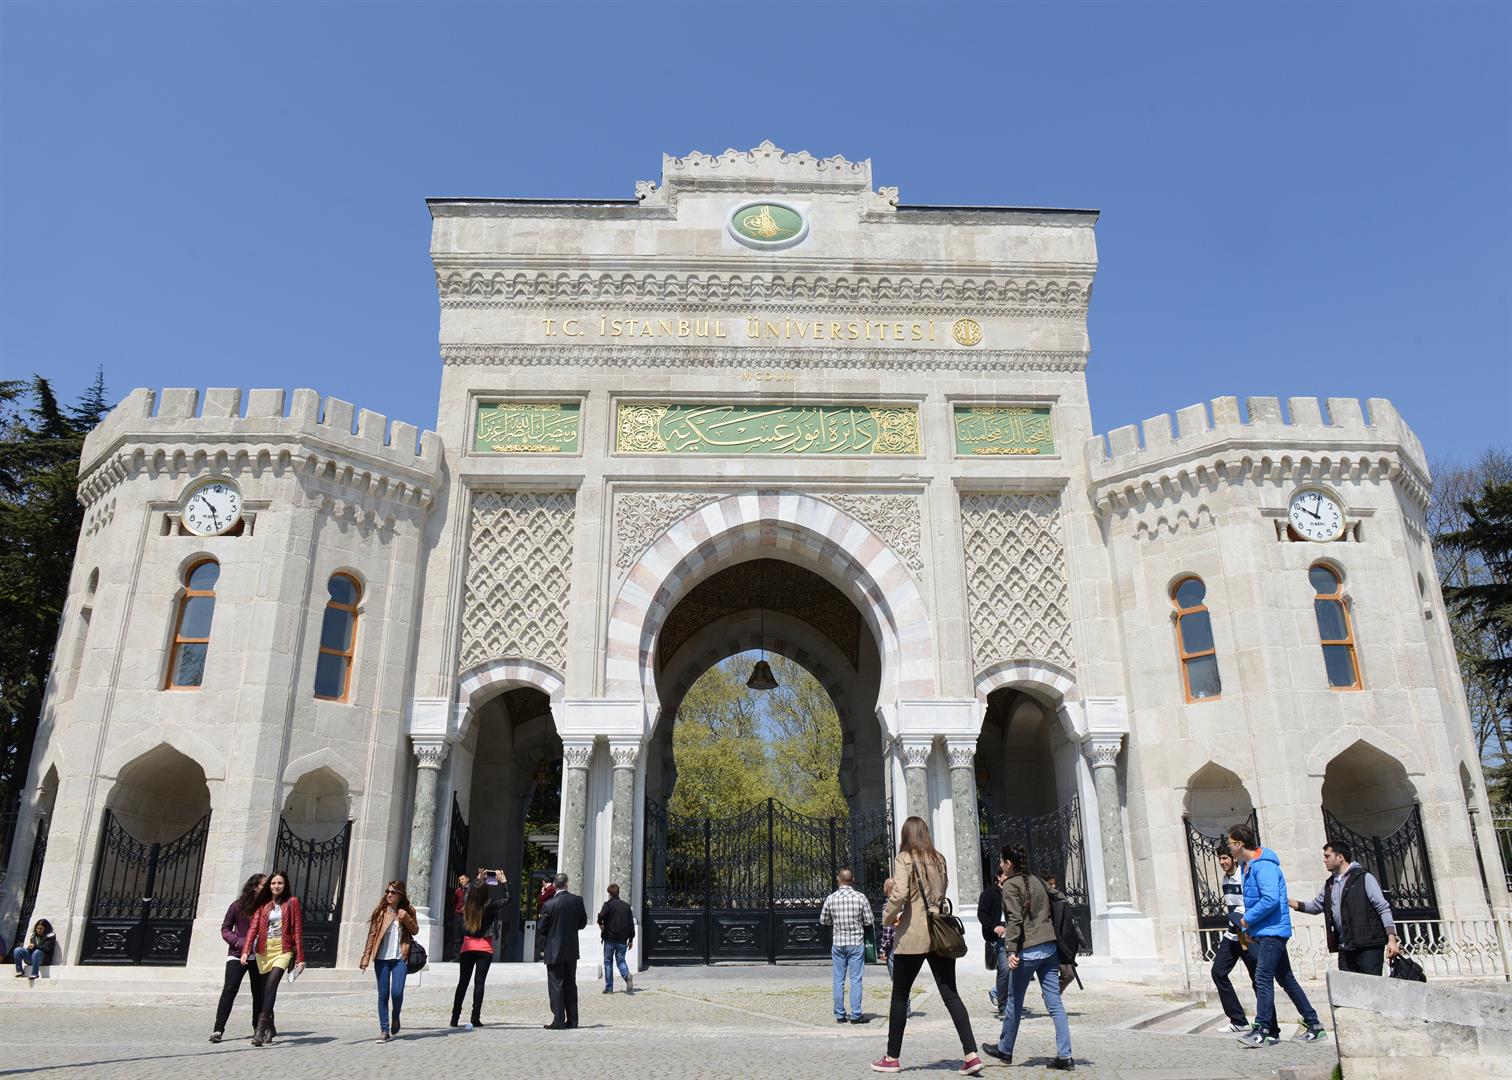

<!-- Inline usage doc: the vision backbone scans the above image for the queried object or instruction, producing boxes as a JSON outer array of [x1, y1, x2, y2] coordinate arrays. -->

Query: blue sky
[[2, 1, 1508, 465]]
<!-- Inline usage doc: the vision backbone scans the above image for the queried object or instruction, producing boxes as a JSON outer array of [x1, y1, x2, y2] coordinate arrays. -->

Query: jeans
[[992, 938, 1011, 1011], [374, 957, 407, 1033], [1338, 945, 1385, 976], [1210, 935, 1257, 1026], [997, 941, 1072, 1059], [832, 944, 864, 1019], [886, 951, 976, 1060], [1251, 935, 1320, 1034], [12, 947, 43, 977], [214, 957, 265, 1033], [603, 941, 630, 990]]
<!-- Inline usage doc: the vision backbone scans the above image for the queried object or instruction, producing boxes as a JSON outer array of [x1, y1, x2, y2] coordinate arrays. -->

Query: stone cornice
[[441, 342, 1086, 374]]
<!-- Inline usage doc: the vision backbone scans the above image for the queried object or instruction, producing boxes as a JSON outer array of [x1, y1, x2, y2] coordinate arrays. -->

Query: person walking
[[981, 845, 1074, 1070], [539, 872, 588, 1030], [239, 870, 305, 1047], [878, 878, 911, 1020], [977, 863, 1008, 1020], [210, 874, 266, 1042], [11, 919, 56, 983], [1210, 850, 1260, 1034], [871, 815, 983, 1076], [359, 880, 419, 1042], [452, 869, 511, 1028], [1289, 840, 1399, 976], [821, 868, 874, 1023], [596, 882, 635, 994], [449, 873, 470, 960], [1226, 824, 1327, 1048]]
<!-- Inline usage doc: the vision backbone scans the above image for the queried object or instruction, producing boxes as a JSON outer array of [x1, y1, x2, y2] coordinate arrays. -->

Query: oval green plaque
[[729, 201, 809, 250]]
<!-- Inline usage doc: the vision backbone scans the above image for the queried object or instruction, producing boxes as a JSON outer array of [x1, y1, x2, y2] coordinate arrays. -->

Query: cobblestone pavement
[[2, 965, 1337, 1079]]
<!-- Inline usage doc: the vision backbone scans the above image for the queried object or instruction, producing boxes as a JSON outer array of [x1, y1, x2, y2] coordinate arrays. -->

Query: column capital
[[1082, 733, 1123, 770], [943, 739, 976, 771], [608, 740, 641, 771], [562, 738, 595, 770], [412, 735, 452, 770], [899, 739, 933, 770]]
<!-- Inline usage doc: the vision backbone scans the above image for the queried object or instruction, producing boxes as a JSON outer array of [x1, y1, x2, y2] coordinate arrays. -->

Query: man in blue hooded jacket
[[1226, 824, 1328, 1048]]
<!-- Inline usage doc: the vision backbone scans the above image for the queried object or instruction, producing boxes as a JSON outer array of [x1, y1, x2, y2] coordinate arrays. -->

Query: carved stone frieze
[[819, 493, 923, 573], [562, 741, 595, 769], [613, 491, 720, 570], [459, 492, 575, 674], [900, 741, 933, 770], [960, 493, 1075, 673], [441, 343, 1087, 375]]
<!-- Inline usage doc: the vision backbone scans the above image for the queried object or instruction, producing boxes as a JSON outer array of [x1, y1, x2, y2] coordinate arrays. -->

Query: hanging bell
[[746, 659, 779, 691]]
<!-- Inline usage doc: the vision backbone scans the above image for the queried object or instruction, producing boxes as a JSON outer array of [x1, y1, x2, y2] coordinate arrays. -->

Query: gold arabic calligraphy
[[953, 406, 1054, 456], [473, 403, 580, 453], [617, 404, 918, 456]]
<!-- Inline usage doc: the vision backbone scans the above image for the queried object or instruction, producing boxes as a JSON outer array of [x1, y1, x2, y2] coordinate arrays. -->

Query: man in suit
[[539, 872, 588, 1029]]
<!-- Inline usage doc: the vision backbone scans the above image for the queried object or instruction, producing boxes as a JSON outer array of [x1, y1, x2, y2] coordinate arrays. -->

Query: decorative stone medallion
[[728, 200, 809, 251]]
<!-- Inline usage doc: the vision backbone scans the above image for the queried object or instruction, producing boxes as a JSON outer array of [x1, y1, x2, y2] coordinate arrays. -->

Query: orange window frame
[[166, 559, 217, 690], [315, 574, 360, 702], [1172, 576, 1221, 703], [1312, 566, 1362, 691]]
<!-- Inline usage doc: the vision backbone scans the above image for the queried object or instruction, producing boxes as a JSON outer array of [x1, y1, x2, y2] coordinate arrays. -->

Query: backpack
[[1046, 888, 1084, 966], [1389, 954, 1426, 982]]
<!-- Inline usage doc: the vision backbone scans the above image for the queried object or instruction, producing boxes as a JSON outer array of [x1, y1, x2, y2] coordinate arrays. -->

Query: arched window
[[1172, 576, 1221, 702], [1310, 565, 1360, 689], [167, 560, 219, 689], [314, 573, 360, 701]]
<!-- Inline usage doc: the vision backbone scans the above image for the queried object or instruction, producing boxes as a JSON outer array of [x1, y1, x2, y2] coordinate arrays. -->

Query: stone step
[[1144, 1006, 1229, 1036]]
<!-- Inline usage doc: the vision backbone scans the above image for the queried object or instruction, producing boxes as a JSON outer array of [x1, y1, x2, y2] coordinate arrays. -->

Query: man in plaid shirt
[[821, 868, 874, 1023]]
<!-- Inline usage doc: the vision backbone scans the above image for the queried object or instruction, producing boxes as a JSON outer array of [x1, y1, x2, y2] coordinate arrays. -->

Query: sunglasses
[[385, 888, 399, 895]]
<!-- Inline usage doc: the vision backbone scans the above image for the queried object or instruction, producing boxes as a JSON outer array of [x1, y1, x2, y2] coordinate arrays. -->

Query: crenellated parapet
[[77, 387, 442, 510], [1086, 395, 1430, 515]]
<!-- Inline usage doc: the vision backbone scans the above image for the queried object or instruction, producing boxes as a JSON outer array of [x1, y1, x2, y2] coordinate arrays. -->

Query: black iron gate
[[979, 795, 1091, 954], [81, 810, 210, 965], [445, 795, 469, 959], [1322, 803, 1438, 920], [275, 818, 352, 968], [642, 798, 893, 964], [1184, 810, 1259, 956], [12, 813, 49, 947]]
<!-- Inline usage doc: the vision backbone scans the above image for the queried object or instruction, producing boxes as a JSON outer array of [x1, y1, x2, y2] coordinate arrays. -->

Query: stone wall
[[1328, 970, 1512, 1079]]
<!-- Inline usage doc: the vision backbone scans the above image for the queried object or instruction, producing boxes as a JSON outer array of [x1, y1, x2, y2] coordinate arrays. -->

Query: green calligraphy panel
[[473, 402, 581, 453], [616, 404, 919, 456], [954, 406, 1055, 456]]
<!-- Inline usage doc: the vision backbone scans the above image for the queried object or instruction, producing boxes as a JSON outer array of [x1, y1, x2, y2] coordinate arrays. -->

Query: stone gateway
[[3, 142, 1504, 975]]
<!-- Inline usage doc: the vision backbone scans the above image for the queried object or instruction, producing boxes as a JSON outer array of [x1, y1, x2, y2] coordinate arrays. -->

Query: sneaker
[[1220, 1021, 1249, 1033], [836, 1016, 849, 1024], [626, 973, 633, 993], [992, 1010, 1004, 1022], [378, 1032, 390, 1043], [960, 1054, 985, 1076], [1293, 1024, 1328, 1043], [603, 987, 614, 994], [987, 988, 999, 1009], [870, 1058, 901, 1074], [1237, 1028, 1278, 1049], [849, 1015, 869, 1024], [208, 1032, 222, 1043]]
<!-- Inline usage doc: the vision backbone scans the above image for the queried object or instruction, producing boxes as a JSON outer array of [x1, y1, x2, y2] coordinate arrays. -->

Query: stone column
[[945, 740, 982, 906], [608, 740, 640, 897], [900, 739, 933, 823], [406, 737, 451, 920], [1083, 735, 1131, 905], [559, 739, 595, 893]]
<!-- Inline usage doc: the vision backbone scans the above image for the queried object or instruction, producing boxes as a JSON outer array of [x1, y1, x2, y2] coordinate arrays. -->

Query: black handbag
[[406, 941, 428, 974], [1389, 954, 1425, 982]]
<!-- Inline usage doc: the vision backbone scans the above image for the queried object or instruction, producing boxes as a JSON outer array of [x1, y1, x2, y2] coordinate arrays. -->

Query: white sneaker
[[1220, 1021, 1249, 1033]]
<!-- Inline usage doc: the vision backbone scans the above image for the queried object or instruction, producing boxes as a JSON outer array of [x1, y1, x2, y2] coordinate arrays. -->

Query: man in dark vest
[[539, 872, 588, 1028], [1289, 840, 1399, 975]]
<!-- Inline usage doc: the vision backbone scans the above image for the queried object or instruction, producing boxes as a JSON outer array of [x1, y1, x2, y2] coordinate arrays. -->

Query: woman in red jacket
[[240, 870, 305, 1046]]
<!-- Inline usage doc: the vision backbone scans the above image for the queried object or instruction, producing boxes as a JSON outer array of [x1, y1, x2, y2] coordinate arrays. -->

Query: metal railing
[[1180, 917, 1512, 988], [1496, 816, 1512, 892]]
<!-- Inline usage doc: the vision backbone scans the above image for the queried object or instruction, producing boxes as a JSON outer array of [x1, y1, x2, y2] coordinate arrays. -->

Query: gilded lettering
[[812, 321, 825, 340], [847, 321, 860, 340], [599, 316, 607, 335], [542, 319, 556, 336], [639, 321, 654, 336], [624, 319, 638, 336], [766, 321, 782, 338], [747, 318, 761, 338], [694, 319, 708, 337], [893, 322, 905, 339], [609, 319, 624, 337], [657, 319, 673, 336], [831, 322, 843, 340], [563, 318, 583, 337], [677, 319, 691, 337], [794, 321, 807, 339], [911, 322, 923, 341], [715, 320, 727, 338]]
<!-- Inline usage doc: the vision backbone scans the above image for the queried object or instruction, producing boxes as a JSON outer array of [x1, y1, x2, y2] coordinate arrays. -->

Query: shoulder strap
[[909, 857, 938, 912]]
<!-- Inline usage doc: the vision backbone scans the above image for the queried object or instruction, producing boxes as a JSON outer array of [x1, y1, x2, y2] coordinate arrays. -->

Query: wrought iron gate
[[12, 813, 49, 947], [1184, 810, 1259, 956], [81, 810, 210, 965], [642, 797, 893, 964], [445, 795, 469, 959], [275, 818, 352, 967], [1322, 803, 1438, 920], [979, 795, 1091, 954]]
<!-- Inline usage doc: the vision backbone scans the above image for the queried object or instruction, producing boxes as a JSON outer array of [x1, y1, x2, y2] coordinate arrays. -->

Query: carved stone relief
[[459, 492, 576, 675], [613, 492, 718, 570], [820, 493, 923, 574], [959, 493, 1075, 672]]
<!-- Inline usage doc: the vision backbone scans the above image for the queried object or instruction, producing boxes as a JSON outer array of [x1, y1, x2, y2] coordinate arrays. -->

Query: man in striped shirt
[[821, 869, 874, 1023]]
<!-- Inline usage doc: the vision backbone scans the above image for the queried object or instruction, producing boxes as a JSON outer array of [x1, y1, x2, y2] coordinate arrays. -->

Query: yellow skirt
[[256, 929, 293, 976]]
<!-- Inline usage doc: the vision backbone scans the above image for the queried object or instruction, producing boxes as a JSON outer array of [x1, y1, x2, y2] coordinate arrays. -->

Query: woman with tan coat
[[358, 880, 419, 1042], [872, 815, 983, 1075]]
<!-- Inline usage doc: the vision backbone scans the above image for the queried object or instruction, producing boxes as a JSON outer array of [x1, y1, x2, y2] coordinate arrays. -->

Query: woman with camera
[[452, 868, 511, 1028], [872, 816, 983, 1075], [359, 879, 419, 1042]]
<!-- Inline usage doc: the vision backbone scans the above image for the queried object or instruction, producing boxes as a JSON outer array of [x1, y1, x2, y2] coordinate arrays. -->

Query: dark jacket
[[1322, 867, 1391, 951], [220, 902, 254, 958], [459, 882, 512, 949], [597, 895, 635, 944], [24, 930, 56, 964], [977, 879, 1004, 943], [539, 888, 587, 965], [242, 897, 305, 965]]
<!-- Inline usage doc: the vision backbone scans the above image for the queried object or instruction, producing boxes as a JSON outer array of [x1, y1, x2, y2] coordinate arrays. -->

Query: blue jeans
[[997, 941, 1072, 1059], [1251, 935, 1319, 1034], [992, 938, 1011, 1009], [832, 944, 864, 1019], [603, 941, 629, 989], [374, 957, 407, 1033], [12, 946, 43, 977]]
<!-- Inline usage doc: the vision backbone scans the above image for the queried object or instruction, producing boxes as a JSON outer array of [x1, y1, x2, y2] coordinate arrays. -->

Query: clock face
[[181, 480, 242, 536], [1288, 488, 1345, 542]]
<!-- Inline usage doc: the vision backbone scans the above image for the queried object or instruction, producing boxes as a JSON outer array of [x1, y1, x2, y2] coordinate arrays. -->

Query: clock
[[181, 479, 243, 536], [1288, 488, 1345, 542]]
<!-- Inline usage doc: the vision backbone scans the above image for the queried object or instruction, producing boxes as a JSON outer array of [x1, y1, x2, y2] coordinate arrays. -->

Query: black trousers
[[546, 961, 579, 1028], [261, 967, 286, 1023], [213, 958, 265, 1033], [452, 951, 493, 1022], [1338, 945, 1385, 976], [886, 951, 976, 1060], [1210, 936, 1258, 1026]]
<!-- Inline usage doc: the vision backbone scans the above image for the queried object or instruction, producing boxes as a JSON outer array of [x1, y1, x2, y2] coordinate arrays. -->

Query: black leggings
[[453, 951, 493, 1022], [261, 967, 286, 1020], [213, 958, 265, 1033], [887, 952, 977, 1060]]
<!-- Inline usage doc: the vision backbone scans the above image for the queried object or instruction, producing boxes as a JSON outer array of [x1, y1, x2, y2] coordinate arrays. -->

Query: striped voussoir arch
[[975, 659, 1078, 704], [606, 490, 935, 702], [458, 657, 566, 713]]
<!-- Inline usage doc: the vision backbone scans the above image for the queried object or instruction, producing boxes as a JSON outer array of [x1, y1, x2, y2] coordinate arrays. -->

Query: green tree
[[667, 658, 774, 818], [765, 655, 847, 818], [0, 371, 111, 806]]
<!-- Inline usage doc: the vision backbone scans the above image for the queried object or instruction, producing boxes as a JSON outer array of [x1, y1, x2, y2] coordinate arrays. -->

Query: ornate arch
[[280, 747, 364, 795], [457, 657, 566, 716], [974, 659, 1078, 705], [1304, 728, 1426, 779]]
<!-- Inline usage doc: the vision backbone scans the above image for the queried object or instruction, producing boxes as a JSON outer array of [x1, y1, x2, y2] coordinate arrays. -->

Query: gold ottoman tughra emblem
[[742, 205, 781, 238]]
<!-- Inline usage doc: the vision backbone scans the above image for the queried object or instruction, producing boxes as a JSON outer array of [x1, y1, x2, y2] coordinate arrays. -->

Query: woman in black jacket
[[210, 874, 266, 1042], [452, 869, 511, 1028], [12, 919, 56, 982]]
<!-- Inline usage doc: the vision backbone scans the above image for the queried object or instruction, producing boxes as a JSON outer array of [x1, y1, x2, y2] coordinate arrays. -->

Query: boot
[[251, 1014, 270, 1047], [265, 1010, 277, 1043]]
